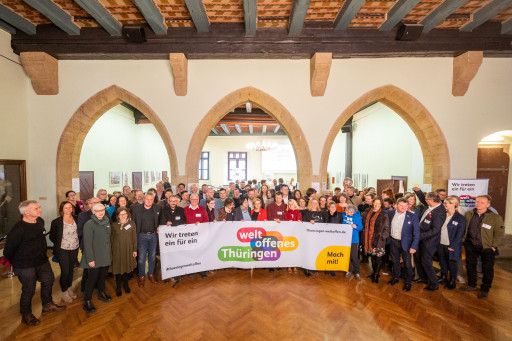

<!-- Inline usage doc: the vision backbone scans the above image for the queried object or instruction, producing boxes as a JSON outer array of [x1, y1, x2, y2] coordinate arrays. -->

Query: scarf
[[364, 209, 381, 253]]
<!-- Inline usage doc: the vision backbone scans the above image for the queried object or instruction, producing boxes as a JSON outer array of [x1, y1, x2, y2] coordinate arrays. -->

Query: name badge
[[424, 219, 431, 224], [453, 221, 458, 226], [482, 223, 491, 229], [124, 224, 132, 230], [277, 211, 283, 215], [195, 213, 202, 218], [175, 216, 181, 221]]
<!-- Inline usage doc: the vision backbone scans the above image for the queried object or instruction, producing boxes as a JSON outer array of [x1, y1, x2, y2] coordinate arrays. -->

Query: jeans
[[465, 242, 496, 292], [389, 238, 413, 284], [138, 233, 158, 276], [348, 243, 360, 274], [58, 248, 78, 292], [84, 266, 108, 300], [14, 261, 54, 314]]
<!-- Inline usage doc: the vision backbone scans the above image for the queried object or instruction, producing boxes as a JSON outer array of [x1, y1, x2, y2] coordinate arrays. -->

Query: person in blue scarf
[[342, 205, 363, 279]]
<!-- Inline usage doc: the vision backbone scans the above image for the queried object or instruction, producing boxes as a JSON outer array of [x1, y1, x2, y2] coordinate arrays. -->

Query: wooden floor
[[1, 261, 512, 341]]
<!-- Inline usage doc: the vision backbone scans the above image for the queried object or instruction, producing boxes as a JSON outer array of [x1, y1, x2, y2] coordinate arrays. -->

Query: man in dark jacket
[[387, 198, 420, 291], [4, 200, 64, 326], [131, 194, 160, 287], [160, 195, 186, 226], [417, 192, 446, 291]]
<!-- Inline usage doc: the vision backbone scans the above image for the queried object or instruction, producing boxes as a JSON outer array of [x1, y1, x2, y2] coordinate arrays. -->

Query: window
[[199, 151, 209, 180], [228, 152, 247, 181]]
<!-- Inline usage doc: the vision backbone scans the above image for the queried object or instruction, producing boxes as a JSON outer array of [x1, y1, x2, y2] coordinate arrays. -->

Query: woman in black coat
[[50, 201, 80, 303], [363, 198, 390, 284], [323, 201, 342, 224]]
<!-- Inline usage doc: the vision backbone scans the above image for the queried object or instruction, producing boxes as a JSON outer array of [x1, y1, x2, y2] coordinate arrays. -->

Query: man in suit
[[417, 192, 446, 291], [388, 198, 420, 291]]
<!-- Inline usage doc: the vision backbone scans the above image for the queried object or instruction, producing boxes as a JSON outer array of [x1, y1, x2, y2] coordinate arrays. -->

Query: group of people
[[3, 177, 505, 326]]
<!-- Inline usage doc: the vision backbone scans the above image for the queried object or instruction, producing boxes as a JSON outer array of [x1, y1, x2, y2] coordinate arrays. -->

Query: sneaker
[[67, 288, 77, 299], [42, 302, 65, 314], [345, 272, 353, 278], [354, 273, 361, 280], [456, 275, 466, 284]]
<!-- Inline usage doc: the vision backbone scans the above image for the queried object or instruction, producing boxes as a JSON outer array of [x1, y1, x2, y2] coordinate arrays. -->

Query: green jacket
[[464, 210, 504, 249], [80, 215, 112, 268]]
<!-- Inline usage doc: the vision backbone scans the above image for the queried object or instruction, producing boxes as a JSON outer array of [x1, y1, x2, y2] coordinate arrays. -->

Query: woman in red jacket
[[284, 199, 302, 221], [251, 198, 267, 221]]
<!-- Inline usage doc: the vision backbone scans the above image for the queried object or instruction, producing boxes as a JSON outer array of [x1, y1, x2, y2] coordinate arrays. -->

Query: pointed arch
[[185, 87, 313, 187], [56, 85, 179, 203], [319, 85, 450, 189]]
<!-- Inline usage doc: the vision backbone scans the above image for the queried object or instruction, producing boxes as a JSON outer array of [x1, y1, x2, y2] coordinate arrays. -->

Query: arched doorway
[[320, 85, 450, 190], [185, 87, 313, 188], [56, 85, 179, 204]]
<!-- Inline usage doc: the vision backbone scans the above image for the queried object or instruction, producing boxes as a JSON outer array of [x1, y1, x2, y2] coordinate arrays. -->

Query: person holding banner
[[205, 198, 217, 222], [234, 197, 252, 221], [437, 196, 465, 290], [323, 201, 342, 224], [160, 195, 187, 227], [388, 198, 420, 291], [217, 198, 236, 221], [251, 198, 267, 221], [284, 199, 302, 221], [462, 195, 504, 298], [267, 192, 286, 221], [185, 194, 209, 224], [364, 198, 390, 284], [342, 205, 363, 279], [418, 192, 446, 291], [302, 198, 323, 223]]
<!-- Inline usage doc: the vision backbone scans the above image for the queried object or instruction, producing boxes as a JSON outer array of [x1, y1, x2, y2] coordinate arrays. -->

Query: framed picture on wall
[[109, 171, 122, 186], [0, 160, 27, 236], [123, 172, 129, 186], [144, 171, 150, 184]]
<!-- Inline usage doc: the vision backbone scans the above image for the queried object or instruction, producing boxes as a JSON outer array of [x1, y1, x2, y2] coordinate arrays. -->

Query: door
[[132, 172, 142, 191], [477, 147, 509, 217], [0, 160, 26, 235], [79, 171, 94, 201]]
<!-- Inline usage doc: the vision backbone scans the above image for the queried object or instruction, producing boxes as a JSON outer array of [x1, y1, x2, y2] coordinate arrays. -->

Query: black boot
[[373, 262, 382, 284], [115, 274, 122, 297], [122, 273, 131, 293], [83, 300, 96, 314]]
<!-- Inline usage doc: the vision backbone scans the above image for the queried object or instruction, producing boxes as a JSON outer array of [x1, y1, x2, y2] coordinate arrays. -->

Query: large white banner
[[158, 221, 353, 279], [448, 179, 489, 212]]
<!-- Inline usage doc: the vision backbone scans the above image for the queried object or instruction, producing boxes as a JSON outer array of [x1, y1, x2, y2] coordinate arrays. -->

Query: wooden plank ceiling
[[1, 0, 511, 58]]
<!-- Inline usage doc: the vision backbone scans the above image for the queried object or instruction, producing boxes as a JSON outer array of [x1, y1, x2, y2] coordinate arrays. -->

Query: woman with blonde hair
[[302, 197, 323, 223], [284, 199, 302, 221]]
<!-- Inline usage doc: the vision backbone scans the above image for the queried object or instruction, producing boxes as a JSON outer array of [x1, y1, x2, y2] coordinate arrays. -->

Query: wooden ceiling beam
[[211, 128, 219, 135], [184, 0, 210, 33], [461, 0, 512, 32], [421, 0, 469, 33], [0, 19, 16, 34], [310, 52, 332, 96], [23, 0, 80, 35], [234, 124, 242, 133], [452, 51, 483, 96], [74, 0, 122, 36], [274, 125, 280, 134], [133, 0, 168, 35], [169, 53, 188, 96], [248, 125, 254, 134], [380, 0, 421, 31], [20, 51, 59, 95], [243, 0, 257, 37], [502, 19, 512, 35], [220, 124, 230, 135], [0, 3, 36, 35], [334, 0, 365, 31], [289, 0, 311, 36]]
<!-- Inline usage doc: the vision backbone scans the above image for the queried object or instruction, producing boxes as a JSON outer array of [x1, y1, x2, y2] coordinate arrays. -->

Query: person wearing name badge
[[111, 208, 137, 297], [81, 203, 112, 314], [184, 194, 209, 224], [284, 199, 302, 221], [131, 194, 161, 288], [342, 205, 363, 279], [302, 198, 323, 223], [387, 198, 420, 291], [217, 198, 236, 221], [160, 195, 187, 227], [234, 197, 252, 221], [437, 196, 465, 290], [266, 192, 287, 222], [461, 195, 504, 298], [364, 198, 390, 284], [417, 192, 446, 291]]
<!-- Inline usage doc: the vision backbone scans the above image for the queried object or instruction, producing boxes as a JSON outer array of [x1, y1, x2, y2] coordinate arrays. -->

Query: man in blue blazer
[[388, 198, 420, 291], [418, 192, 446, 291]]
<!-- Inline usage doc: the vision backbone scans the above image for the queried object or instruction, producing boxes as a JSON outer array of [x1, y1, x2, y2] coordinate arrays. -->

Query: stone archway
[[185, 87, 313, 188], [56, 85, 179, 203], [319, 84, 450, 190]]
